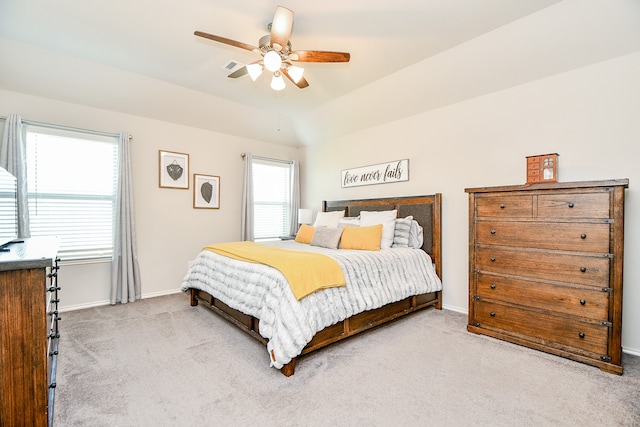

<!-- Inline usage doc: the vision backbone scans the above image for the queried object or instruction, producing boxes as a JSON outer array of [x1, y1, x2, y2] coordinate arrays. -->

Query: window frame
[[251, 157, 293, 240], [24, 124, 118, 261]]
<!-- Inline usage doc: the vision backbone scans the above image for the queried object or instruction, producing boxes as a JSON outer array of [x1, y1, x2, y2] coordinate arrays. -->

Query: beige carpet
[[54, 293, 640, 426]]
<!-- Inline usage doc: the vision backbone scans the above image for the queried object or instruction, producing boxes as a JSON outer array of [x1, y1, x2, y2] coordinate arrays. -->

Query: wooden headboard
[[323, 194, 442, 279]]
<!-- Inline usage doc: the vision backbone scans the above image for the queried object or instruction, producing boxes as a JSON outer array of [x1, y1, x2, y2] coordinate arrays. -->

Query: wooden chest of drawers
[[465, 180, 628, 374], [0, 238, 60, 426]]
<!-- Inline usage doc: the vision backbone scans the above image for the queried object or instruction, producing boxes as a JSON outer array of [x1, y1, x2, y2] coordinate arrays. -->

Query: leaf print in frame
[[194, 174, 220, 209], [159, 150, 189, 189]]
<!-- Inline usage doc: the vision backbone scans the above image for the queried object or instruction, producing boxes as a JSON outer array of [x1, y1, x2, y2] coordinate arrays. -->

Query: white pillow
[[338, 217, 360, 227], [409, 220, 424, 248], [359, 210, 397, 249], [313, 210, 345, 228]]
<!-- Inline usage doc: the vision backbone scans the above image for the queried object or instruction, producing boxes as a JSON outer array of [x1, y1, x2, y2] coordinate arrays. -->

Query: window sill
[[59, 256, 111, 266]]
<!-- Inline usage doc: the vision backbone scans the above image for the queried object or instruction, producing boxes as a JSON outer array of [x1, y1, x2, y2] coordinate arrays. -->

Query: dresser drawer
[[537, 192, 610, 219], [476, 221, 610, 252], [476, 273, 609, 320], [476, 246, 610, 287], [476, 195, 532, 217], [474, 300, 609, 356]]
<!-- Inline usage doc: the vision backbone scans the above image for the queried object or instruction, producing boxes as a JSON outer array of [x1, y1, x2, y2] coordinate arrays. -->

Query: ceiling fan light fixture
[[271, 72, 286, 91], [246, 63, 263, 81], [263, 50, 282, 72], [287, 65, 304, 84], [271, 7, 294, 42], [194, 6, 350, 91]]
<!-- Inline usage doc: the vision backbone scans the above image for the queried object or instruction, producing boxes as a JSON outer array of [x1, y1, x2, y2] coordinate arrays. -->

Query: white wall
[[301, 52, 640, 355], [0, 89, 300, 310]]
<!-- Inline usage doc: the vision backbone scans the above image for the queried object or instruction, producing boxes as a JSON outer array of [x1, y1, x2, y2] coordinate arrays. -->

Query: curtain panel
[[241, 152, 254, 241], [0, 113, 31, 238], [110, 132, 142, 304]]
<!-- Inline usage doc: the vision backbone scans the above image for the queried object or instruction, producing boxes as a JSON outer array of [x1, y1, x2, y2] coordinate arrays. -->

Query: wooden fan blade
[[194, 31, 259, 53], [281, 68, 309, 89], [270, 6, 294, 51], [227, 67, 248, 78], [289, 50, 351, 63]]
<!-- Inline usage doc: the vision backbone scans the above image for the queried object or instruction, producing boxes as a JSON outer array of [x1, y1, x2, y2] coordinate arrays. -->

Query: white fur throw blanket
[[181, 241, 442, 369]]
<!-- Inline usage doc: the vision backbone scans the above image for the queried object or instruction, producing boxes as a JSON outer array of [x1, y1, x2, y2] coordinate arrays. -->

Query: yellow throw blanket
[[203, 242, 346, 300]]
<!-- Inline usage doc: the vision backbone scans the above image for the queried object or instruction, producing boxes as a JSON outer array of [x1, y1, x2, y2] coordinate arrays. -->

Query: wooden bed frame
[[189, 194, 442, 376]]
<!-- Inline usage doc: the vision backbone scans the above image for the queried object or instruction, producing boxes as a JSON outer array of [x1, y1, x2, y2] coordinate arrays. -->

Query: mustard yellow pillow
[[340, 224, 383, 251], [295, 224, 315, 244]]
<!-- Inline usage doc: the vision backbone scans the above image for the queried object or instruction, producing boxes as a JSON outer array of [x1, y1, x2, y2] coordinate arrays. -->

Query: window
[[252, 158, 292, 240], [25, 125, 118, 260]]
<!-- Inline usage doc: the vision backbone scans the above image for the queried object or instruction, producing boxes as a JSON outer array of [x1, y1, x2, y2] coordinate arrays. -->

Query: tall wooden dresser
[[465, 179, 628, 374], [0, 237, 61, 426]]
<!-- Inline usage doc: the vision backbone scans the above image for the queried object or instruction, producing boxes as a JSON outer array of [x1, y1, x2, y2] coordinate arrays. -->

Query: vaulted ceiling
[[1, 1, 638, 146]]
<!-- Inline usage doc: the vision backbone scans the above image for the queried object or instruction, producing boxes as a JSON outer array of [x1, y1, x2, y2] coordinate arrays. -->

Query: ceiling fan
[[195, 6, 350, 91]]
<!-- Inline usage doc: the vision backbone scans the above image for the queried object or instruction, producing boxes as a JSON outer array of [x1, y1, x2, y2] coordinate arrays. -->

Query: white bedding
[[181, 240, 442, 369]]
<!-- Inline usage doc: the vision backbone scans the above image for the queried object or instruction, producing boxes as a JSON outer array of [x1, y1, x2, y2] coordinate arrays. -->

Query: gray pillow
[[310, 227, 344, 249], [392, 216, 413, 248]]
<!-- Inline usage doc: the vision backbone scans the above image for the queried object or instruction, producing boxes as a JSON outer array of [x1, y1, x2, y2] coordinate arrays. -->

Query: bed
[[181, 194, 443, 376]]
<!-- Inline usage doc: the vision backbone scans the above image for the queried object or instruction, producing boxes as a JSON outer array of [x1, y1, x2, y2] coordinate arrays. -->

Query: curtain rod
[[241, 152, 292, 164], [0, 115, 131, 139]]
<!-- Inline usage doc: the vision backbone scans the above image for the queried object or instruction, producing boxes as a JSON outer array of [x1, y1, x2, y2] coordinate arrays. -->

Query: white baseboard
[[623, 347, 640, 357], [442, 304, 467, 314], [141, 288, 183, 299], [59, 288, 183, 312]]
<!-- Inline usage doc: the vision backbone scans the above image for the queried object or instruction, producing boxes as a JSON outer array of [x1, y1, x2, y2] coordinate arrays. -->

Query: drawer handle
[[490, 229, 496, 234], [490, 284, 496, 289], [580, 267, 587, 273], [49, 350, 59, 356], [578, 332, 585, 339], [580, 299, 586, 305], [490, 311, 496, 317], [500, 204, 505, 209], [581, 233, 587, 239], [568, 202, 575, 208], [49, 382, 57, 389], [490, 257, 496, 262]]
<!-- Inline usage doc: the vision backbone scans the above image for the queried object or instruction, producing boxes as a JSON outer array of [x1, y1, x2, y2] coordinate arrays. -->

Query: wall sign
[[341, 159, 409, 188]]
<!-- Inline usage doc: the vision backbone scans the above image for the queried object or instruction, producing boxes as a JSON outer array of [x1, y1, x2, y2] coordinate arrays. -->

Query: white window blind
[[26, 125, 118, 260], [252, 158, 291, 239]]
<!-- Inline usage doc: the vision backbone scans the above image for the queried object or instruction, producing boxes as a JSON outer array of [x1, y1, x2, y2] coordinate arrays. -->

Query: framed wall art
[[193, 174, 220, 209], [159, 150, 189, 189], [341, 159, 409, 188]]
